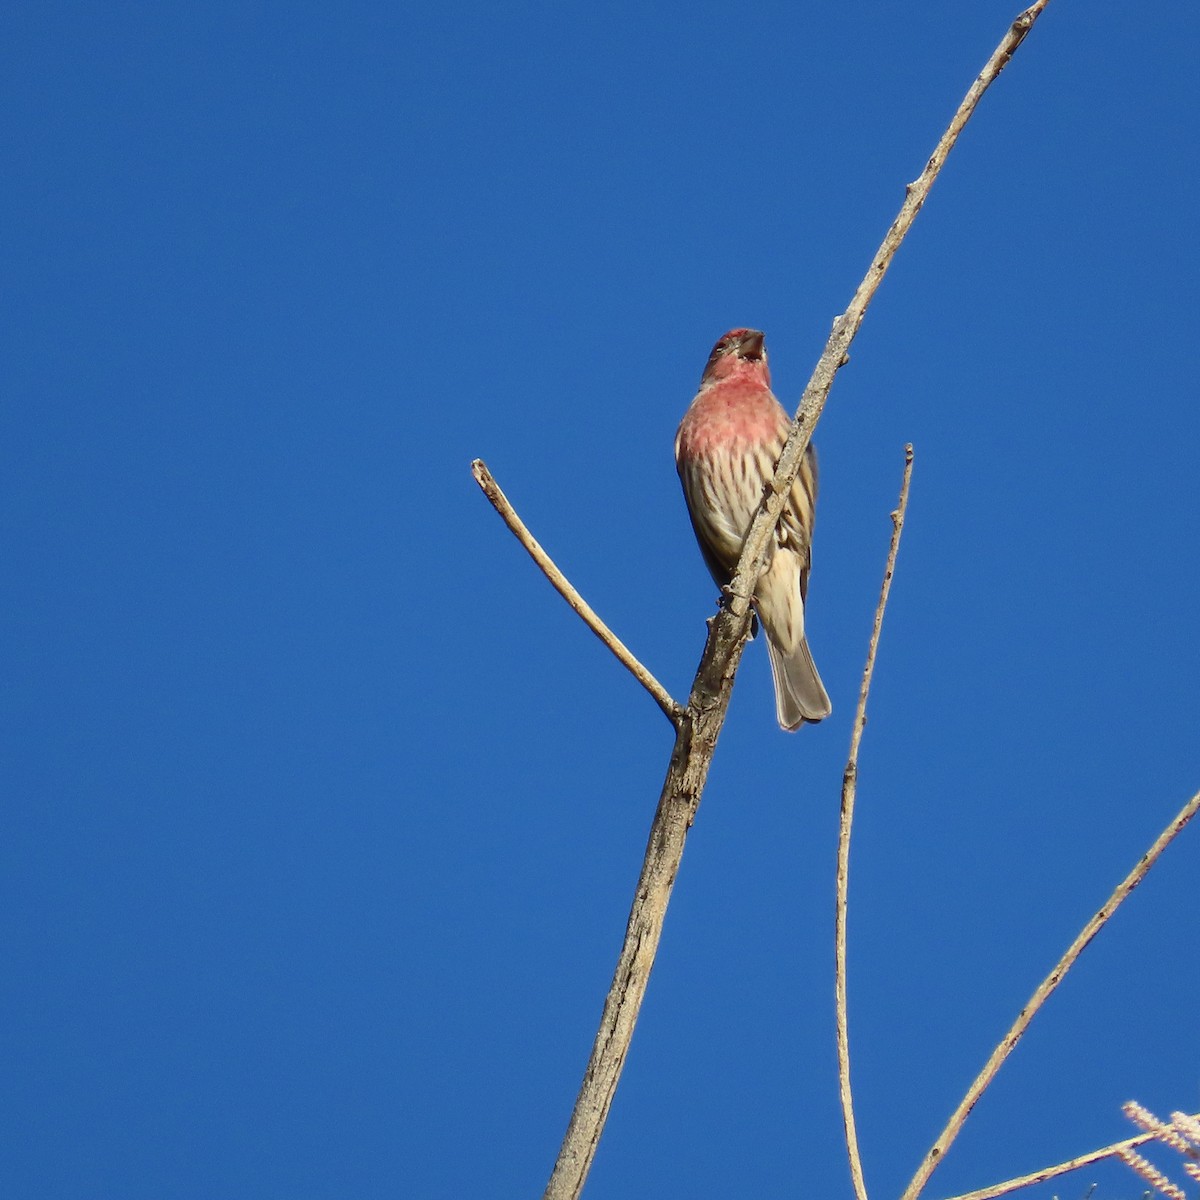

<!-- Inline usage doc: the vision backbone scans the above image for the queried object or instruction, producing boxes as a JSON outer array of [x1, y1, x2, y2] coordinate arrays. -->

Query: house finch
[[675, 328, 831, 730]]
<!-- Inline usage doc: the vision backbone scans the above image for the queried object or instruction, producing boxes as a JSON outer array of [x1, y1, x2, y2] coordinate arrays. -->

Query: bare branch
[[721, 1, 1055, 637], [940, 1112, 1200, 1200], [899, 787, 1200, 1200], [471, 459, 682, 725], [837, 444, 914, 1200], [542, 5, 1056, 1196]]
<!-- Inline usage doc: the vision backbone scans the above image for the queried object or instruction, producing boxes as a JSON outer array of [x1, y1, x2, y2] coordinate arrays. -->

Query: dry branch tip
[[471, 457, 681, 725]]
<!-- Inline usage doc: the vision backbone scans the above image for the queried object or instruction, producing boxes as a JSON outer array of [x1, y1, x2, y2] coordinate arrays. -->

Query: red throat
[[703, 353, 771, 390], [676, 374, 785, 460]]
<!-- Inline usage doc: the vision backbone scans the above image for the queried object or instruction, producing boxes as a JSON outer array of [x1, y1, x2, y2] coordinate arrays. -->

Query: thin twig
[[836, 445, 914, 1200], [899, 788, 1200, 1200], [939, 1113, 1200, 1200], [471, 459, 682, 725], [541, 7, 1055, 1198]]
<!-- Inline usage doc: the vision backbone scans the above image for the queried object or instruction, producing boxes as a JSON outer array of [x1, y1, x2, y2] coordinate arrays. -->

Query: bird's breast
[[677, 382, 785, 459]]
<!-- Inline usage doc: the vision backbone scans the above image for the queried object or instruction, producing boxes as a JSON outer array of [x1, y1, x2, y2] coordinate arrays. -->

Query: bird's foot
[[715, 586, 758, 638]]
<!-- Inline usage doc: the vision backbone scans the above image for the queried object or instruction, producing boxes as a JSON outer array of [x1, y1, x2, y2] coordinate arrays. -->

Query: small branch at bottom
[[899, 786, 1200, 1200], [939, 1110, 1200, 1200]]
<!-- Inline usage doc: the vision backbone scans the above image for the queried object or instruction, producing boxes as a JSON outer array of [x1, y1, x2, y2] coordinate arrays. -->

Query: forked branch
[[538, 7, 1056, 1198], [541, 8, 1055, 1198], [474, 5, 1058, 1199]]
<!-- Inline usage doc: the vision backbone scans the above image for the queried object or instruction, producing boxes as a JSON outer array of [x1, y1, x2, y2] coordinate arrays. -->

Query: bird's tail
[[757, 556, 832, 731], [765, 634, 832, 731]]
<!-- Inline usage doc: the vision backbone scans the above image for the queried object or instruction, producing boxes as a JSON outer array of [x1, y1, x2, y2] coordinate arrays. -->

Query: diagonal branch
[[721, 1, 1054, 638], [899, 787, 1200, 1200], [939, 1111, 1200, 1200], [471, 459, 682, 725], [540, 7, 1055, 1199], [837, 444, 915, 1200]]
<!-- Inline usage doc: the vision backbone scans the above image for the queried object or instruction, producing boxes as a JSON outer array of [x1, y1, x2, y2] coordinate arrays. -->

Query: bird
[[675, 328, 831, 730]]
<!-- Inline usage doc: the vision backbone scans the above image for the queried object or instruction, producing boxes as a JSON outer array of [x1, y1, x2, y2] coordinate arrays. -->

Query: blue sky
[[4, 2, 1198, 1198]]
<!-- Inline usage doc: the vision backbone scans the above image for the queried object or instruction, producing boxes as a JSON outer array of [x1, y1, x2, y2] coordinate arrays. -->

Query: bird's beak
[[737, 330, 765, 360]]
